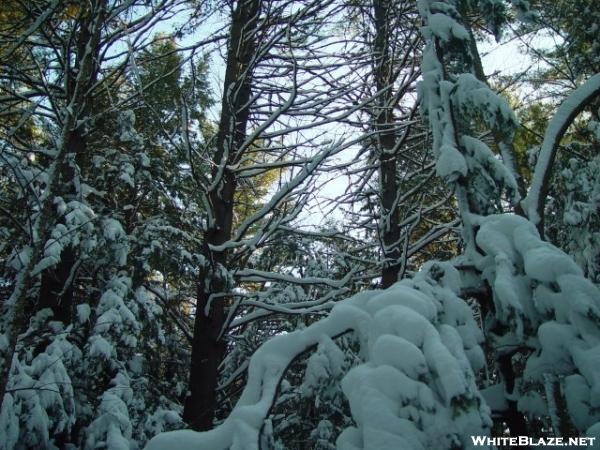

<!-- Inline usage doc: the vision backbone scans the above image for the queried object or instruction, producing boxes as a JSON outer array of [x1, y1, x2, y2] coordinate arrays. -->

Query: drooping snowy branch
[[145, 261, 490, 450], [522, 72, 600, 229]]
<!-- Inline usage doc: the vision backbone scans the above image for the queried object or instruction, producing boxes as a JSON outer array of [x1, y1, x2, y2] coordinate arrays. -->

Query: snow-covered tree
[[145, 0, 600, 448], [0, 0, 213, 447], [180, 0, 376, 431]]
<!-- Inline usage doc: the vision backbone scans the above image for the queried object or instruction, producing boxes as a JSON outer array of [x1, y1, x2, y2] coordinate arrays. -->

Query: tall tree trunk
[[38, 6, 104, 325], [373, 0, 401, 288], [183, 0, 260, 431], [0, 0, 106, 410]]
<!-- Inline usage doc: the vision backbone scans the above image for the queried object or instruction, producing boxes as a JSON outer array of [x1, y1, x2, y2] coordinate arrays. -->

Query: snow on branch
[[228, 288, 346, 330], [211, 143, 336, 251], [145, 262, 491, 450], [144, 297, 363, 450], [522, 73, 600, 228], [235, 268, 354, 289], [470, 213, 600, 438]]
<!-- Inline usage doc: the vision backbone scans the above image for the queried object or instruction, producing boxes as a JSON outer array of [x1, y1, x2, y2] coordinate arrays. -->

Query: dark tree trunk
[[37, 128, 86, 324], [0, 0, 106, 413], [183, 0, 260, 431], [373, 0, 402, 288], [183, 268, 228, 431], [38, 247, 76, 324], [497, 353, 530, 448], [37, 7, 103, 326]]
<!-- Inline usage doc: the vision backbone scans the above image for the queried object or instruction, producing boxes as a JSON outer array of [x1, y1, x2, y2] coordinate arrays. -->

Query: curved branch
[[144, 300, 366, 450], [522, 73, 600, 231]]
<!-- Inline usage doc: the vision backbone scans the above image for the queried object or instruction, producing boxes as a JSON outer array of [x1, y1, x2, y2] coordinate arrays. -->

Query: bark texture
[[183, 0, 260, 431]]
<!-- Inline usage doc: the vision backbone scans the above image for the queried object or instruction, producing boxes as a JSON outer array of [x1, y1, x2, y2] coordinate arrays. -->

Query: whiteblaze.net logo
[[471, 436, 597, 447]]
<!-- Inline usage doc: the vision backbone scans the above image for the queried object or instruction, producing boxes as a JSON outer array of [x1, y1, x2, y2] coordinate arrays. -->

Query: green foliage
[[525, 0, 600, 80]]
